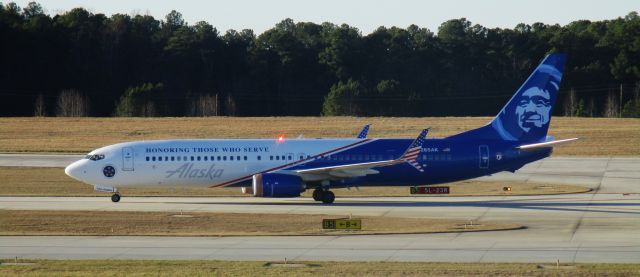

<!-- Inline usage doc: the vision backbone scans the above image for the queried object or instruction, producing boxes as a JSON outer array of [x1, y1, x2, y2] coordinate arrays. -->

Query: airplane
[[65, 53, 577, 204]]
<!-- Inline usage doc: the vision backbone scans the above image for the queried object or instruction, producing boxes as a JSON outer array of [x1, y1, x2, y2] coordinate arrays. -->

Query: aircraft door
[[122, 147, 134, 171], [479, 145, 489, 169]]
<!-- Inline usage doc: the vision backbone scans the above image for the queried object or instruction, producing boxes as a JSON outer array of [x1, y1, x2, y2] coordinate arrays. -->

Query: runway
[[1, 155, 639, 263]]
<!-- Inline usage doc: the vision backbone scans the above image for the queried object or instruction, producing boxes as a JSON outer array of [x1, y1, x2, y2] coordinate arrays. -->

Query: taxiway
[[0, 155, 638, 263]]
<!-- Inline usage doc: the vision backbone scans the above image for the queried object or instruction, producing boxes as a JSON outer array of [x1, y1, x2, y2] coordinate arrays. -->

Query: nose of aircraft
[[65, 160, 86, 181]]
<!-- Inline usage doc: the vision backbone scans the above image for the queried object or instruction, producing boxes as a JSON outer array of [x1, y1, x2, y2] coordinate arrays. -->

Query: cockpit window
[[85, 154, 105, 161]]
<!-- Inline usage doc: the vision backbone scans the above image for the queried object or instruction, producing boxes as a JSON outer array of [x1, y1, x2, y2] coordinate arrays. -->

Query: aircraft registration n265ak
[[65, 53, 577, 204]]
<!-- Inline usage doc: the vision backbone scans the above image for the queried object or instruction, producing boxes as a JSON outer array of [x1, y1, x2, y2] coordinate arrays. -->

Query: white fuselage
[[65, 138, 371, 188]]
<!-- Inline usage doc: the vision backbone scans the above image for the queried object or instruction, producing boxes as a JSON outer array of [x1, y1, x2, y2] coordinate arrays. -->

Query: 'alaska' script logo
[[165, 163, 224, 179]]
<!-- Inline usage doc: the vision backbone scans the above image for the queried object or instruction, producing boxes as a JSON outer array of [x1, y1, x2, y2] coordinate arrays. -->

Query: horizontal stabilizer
[[516, 138, 579, 150]]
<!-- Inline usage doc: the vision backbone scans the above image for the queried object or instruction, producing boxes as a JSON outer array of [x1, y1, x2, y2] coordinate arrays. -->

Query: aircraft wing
[[294, 159, 403, 178], [516, 137, 579, 150], [293, 128, 430, 180]]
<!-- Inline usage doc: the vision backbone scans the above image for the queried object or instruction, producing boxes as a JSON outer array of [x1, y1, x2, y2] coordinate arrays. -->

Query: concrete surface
[[0, 154, 82, 168], [0, 155, 639, 263]]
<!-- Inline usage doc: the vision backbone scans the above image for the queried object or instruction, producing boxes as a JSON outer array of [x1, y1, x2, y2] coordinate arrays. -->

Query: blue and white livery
[[65, 53, 577, 203]]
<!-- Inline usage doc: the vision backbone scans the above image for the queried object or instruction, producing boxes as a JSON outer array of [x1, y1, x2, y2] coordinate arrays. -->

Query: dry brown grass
[[0, 210, 520, 236], [1, 260, 639, 276], [0, 167, 589, 197], [0, 117, 638, 155]]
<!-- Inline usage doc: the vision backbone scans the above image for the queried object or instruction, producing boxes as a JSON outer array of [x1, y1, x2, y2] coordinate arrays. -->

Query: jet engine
[[250, 173, 304, 197]]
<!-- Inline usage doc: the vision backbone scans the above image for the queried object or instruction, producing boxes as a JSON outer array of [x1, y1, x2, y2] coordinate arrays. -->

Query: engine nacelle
[[252, 173, 303, 197]]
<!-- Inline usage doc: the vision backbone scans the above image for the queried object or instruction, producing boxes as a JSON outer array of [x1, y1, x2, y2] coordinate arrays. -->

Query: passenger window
[[281, 155, 286, 160], [165, 156, 168, 161], [152, 157, 156, 161], [288, 156, 292, 160], [237, 156, 241, 161], [171, 156, 175, 161], [217, 156, 221, 161], [146, 157, 149, 161], [257, 156, 261, 161], [230, 156, 234, 161], [190, 156, 194, 161], [177, 156, 181, 161], [204, 156, 208, 161], [276, 156, 279, 160], [244, 156, 248, 161], [223, 156, 227, 161]]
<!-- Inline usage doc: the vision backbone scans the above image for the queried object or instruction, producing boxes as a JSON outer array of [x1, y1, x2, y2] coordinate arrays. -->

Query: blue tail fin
[[449, 53, 566, 142]]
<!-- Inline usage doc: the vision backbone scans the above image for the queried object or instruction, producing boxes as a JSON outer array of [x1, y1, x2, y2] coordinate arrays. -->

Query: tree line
[[1, 2, 639, 117]]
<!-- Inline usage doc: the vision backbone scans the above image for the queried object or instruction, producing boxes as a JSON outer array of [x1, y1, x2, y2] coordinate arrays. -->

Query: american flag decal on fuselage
[[400, 128, 429, 172]]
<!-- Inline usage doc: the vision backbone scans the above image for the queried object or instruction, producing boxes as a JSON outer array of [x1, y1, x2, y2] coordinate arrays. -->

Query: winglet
[[400, 128, 429, 172], [357, 124, 370, 139]]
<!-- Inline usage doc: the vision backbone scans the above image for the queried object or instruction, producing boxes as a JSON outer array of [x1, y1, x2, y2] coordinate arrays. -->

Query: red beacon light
[[277, 134, 285, 143]]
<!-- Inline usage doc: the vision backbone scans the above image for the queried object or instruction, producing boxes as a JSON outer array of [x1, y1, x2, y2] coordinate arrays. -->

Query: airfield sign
[[322, 219, 362, 230]]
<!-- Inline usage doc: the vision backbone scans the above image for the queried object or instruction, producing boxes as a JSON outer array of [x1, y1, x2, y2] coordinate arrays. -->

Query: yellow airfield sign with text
[[322, 219, 362, 230]]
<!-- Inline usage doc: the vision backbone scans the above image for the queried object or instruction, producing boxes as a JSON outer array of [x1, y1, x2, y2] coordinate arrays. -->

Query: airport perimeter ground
[[0, 117, 638, 155], [0, 117, 639, 275]]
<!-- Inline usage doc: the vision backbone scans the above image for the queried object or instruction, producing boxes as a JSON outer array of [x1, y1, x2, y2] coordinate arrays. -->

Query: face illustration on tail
[[478, 53, 566, 142], [515, 87, 552, 133]]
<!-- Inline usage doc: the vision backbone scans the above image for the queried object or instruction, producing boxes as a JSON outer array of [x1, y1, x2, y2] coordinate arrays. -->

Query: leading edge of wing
[[294, 128, 429, 176], [293, 159, 403, 175]]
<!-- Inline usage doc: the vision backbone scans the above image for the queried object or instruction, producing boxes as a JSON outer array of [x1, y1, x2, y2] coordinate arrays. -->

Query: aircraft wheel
[[111, 193, 121, 203], [321, 191, 335, 204], [312, 188, 323, 201]]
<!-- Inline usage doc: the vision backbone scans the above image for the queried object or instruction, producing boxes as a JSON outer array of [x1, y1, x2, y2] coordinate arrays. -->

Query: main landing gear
[[111, 193, 121, 203], [312, 188, 335, 204]]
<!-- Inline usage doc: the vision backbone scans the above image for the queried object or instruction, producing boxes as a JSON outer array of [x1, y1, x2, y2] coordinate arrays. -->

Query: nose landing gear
[[94, 185, 120, 203], [111, 193, 121, 203]]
